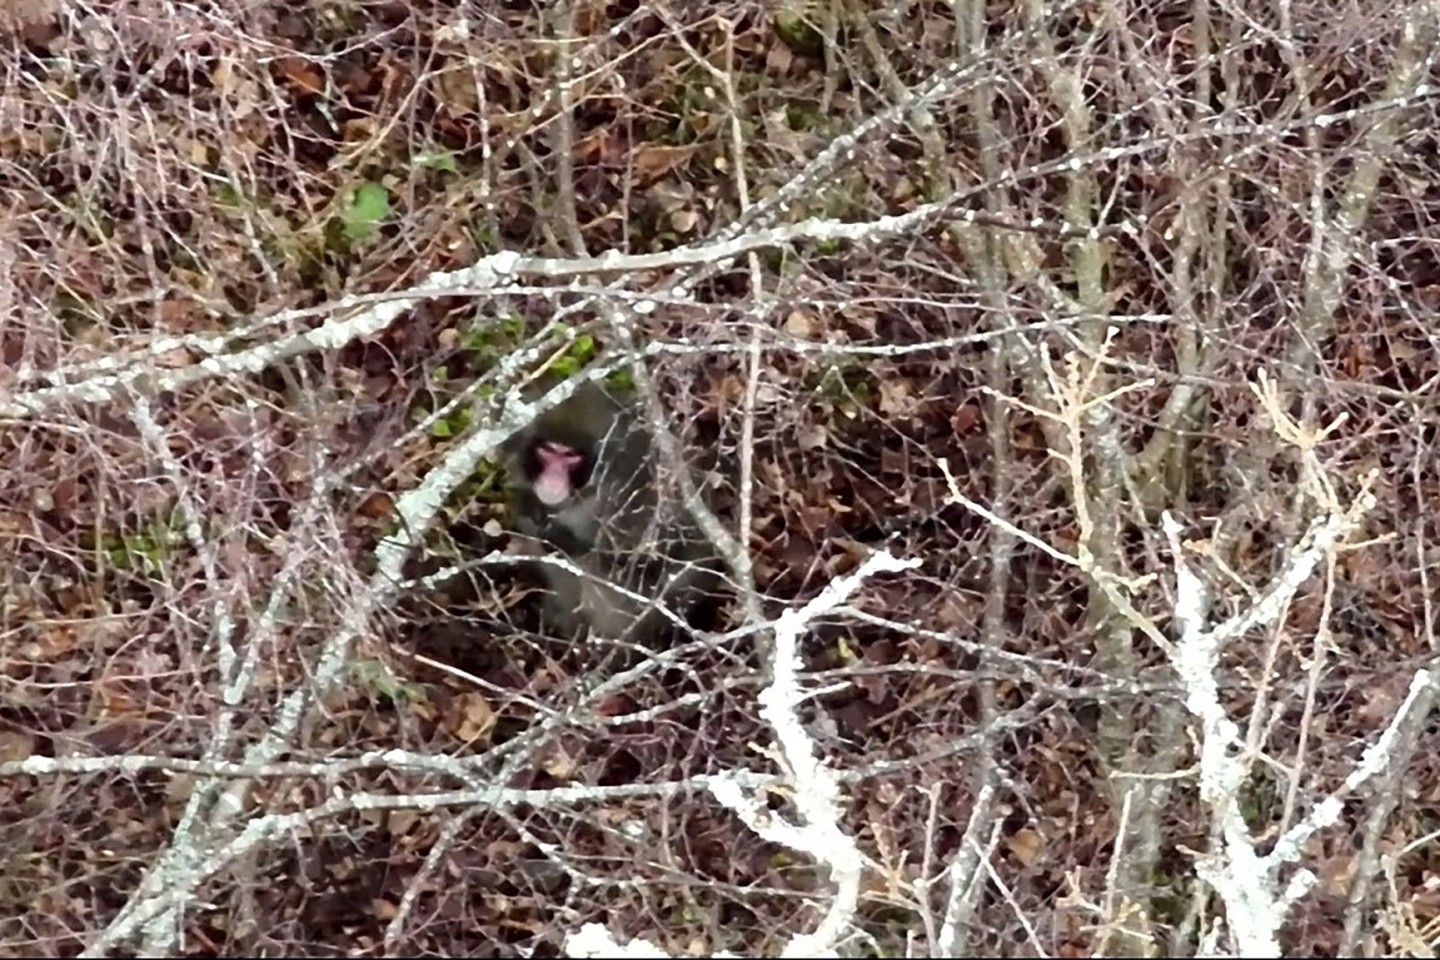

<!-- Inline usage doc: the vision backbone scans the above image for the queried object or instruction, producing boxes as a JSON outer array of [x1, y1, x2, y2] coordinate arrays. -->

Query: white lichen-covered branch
[[566, 550, 920, 960], [1160, 378, 1426, 957]]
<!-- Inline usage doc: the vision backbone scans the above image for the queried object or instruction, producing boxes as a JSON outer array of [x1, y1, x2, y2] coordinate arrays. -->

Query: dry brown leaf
[[765, 39, 795, 75], [1316, 853, 1358, 897], [0, 730, 35, 763], [277, 56, 325, 95], [669, 208, 699, 233], [355, 491, 396, 521], [633, 143, 698, 184], [797, 423, 828, 450], [952, 402, 982, 434], [784, 310, 819, 337], [1006, 828, 1044, 867], [0, 0, 57, 34], [540, 741, 578, 780], [453, 692, 495, 742], [878, 380, 915, 417]]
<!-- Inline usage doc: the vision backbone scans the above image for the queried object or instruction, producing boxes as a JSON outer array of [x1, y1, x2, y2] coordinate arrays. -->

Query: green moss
[[773, 8, 826, 58], [74, 510, 193, 583], [349, 658, 428, 708], [548, 333, 598, 378]]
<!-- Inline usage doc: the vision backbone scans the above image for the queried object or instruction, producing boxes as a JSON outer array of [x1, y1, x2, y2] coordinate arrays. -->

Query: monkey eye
[[538, 442, 585, 471]]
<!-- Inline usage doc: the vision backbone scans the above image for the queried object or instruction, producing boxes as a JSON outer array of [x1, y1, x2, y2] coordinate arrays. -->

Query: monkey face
[[529, 441, 592, 506], [505, 385, 642, 558]]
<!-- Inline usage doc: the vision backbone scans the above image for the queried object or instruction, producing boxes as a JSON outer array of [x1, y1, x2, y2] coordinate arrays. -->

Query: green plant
[[349, 659, 427, 708], [339, 182, 390, 241]]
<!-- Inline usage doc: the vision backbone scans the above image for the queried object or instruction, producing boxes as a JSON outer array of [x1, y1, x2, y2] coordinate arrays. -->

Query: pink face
[[534, 441, 584, 506]]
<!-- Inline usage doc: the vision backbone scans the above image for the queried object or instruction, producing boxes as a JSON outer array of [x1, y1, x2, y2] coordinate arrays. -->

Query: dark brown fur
[[504, 382, 720, 646]]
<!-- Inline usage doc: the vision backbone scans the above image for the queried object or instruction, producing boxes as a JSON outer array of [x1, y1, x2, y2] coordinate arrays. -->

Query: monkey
[[503, 380, 722, 649]]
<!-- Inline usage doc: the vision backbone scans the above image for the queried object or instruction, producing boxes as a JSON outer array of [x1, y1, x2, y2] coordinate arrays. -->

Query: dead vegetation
[[1, 0, 1439, 956]]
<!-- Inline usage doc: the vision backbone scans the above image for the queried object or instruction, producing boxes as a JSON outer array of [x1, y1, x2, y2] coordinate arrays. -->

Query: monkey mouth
[[535, 474, 570, 506], [535, 442, 586, 505]]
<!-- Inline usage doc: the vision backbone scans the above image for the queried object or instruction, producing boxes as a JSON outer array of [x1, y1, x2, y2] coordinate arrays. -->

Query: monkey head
[[502, 377, 722, 644], [504, 381, 637, 554]]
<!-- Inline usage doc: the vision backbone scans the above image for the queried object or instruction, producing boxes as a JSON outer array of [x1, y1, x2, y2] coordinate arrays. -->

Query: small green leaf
[[416, 151, 459, 173], [343, 182, 390, 240], [774, 10, 824, 56]]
